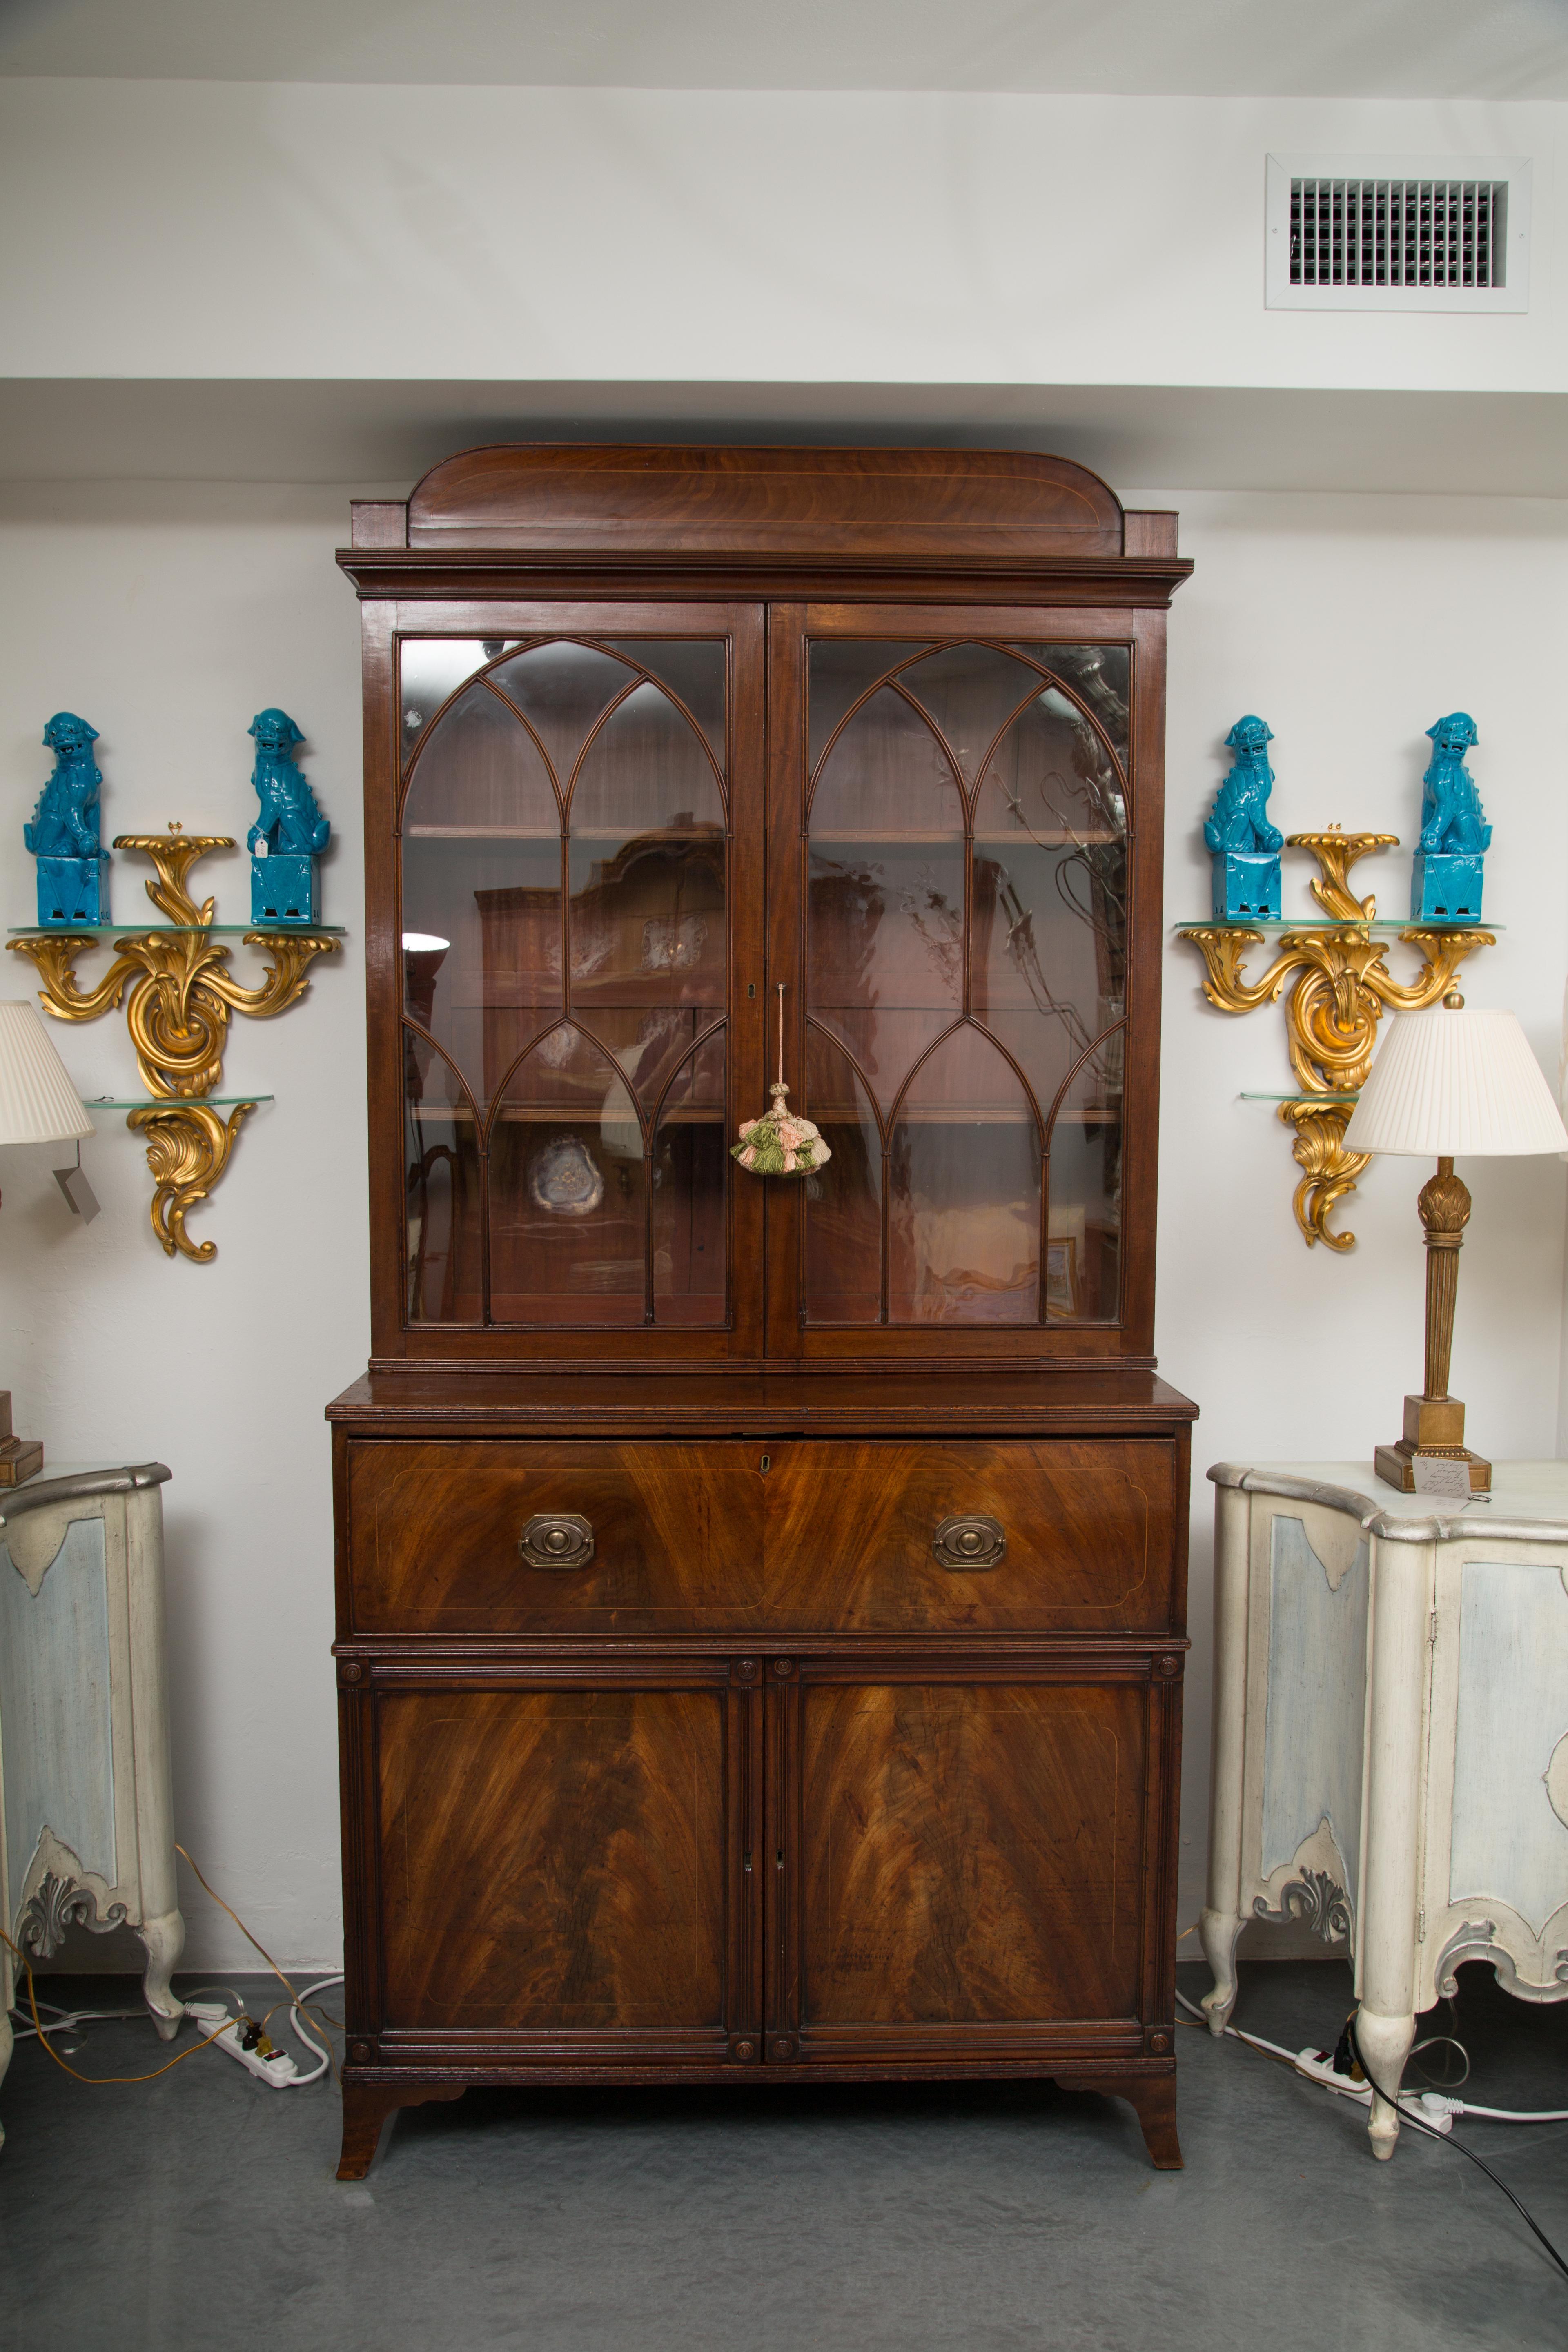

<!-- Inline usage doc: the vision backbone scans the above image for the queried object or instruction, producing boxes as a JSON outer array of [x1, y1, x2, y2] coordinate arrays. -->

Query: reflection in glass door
[[802, 639, 1129, 1327], [398, 636, 729, 1327]]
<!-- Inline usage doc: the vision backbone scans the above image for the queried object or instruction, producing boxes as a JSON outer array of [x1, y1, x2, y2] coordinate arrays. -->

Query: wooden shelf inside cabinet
[[812, 829, 1125, 847], [405, 826, 726, 843], [414, 1103, 725, 1126], [411, 1102, 1117, 1128], [331, 443, 1193, 2185]]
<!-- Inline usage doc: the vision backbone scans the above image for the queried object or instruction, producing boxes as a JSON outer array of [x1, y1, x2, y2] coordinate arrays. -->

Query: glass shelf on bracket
[[1176, 918, 1502, 935], [10, 924, 347, 938], [1238, 1092, 1357, 1104], [83, 1094, 275, 1110]]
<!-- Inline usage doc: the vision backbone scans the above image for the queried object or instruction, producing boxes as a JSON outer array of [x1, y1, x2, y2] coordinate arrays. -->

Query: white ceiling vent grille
[[1266, 155, 1530, 313], [1294, 178, 1504, 290]]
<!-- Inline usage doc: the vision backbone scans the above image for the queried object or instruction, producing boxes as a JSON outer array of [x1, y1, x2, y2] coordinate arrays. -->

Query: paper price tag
[[1411, 1454, 1472, 1502], [53, 1164, 100, 1224]]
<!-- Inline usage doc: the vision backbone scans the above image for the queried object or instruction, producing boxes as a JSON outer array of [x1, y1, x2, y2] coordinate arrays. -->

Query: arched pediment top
[[401, 444, 1125, 559]]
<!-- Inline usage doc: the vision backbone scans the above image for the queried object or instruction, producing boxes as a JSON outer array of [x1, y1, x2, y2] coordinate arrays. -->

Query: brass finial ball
[[1443, 989, 1465, 1009]]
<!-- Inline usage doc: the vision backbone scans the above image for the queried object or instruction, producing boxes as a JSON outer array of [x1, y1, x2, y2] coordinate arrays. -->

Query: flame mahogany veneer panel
[[798, 1679, 1145, 2028], [347, 1440, 765, 1630], [346, 1436, 1172, 1634], [405, 445, 1125, 557], [765, 1439, 1173, 1632], [377, 1686, 727, 2031]]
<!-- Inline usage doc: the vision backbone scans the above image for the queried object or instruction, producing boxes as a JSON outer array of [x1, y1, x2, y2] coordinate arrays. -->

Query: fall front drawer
[[345, 1436, 1175, 1635], [763, 1439, 1176, 1633], [345, 1441, 765, 1632]]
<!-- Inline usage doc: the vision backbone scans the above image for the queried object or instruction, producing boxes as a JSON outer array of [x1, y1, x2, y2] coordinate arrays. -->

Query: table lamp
[[1343, 997, 1568, 1493], [0, 999, 96, 1484]]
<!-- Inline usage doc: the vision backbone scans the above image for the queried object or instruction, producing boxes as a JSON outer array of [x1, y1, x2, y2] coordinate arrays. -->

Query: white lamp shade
[[0, 1002, 94, 1145], [1343, 1006, 1568, 1158]]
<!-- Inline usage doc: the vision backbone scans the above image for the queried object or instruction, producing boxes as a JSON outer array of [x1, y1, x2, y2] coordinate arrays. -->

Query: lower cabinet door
[[361, 1660, 762, 2062], [767, 1655, 1172, 2062]]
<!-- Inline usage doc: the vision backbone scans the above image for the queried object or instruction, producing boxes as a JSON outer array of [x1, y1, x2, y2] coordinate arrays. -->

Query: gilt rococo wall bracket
[[7, 826, 339, 1262], [1180, 828, 1493, 1250]]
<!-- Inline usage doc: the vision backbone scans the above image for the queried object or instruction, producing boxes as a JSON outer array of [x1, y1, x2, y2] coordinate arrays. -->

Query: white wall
[[2, 474, 1563, 1962], [0, 483, 368, 1969], [1154, 486, 1568, 1923], [2, 82, 1567, 395]]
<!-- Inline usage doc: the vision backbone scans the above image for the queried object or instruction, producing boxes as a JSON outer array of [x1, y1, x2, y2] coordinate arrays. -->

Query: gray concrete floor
[[3, 1961, 1566, 2349]]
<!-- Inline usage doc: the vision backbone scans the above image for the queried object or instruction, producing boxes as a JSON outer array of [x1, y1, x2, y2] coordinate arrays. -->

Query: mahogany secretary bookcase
[[328, 445, 1196, 2179]]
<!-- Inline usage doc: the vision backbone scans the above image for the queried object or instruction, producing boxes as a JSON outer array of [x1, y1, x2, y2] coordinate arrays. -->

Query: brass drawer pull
[[519, 1513, 595, 1571], [933, 1514, 1006, 1571]]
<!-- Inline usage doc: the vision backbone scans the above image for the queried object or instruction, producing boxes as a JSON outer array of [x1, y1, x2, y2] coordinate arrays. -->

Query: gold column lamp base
[[1372, 1156, 1491, 1495], [7, 825, 339, 1263], [1180, 827, 1495, 1250]]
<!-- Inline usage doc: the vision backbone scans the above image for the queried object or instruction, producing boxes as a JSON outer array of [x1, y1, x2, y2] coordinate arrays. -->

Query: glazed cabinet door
[[374, 603, 766, 1363], [764, 605, 1164, 1363], [344, 1657, 763, 2065], [764, 1653, 1180, 2064]]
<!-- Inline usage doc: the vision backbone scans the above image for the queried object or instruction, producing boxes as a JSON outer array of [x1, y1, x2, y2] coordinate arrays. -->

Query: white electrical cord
[[177, 1983, 245, 2015], [1176, 1987, 1303, 2064], [1177, 1986, 1568, 2122], [8, 2002, 149, 2044], [286, 1975, 343, 2086], [1442, 2097, 1568, 2123]]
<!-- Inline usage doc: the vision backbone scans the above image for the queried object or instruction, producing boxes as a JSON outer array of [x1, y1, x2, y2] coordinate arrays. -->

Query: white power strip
[[1293, 2045, 1455, 2132], [186, 2000, 301, 2089]]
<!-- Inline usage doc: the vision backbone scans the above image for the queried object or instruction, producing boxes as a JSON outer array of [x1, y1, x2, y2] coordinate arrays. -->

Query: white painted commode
[[1201, 1460, 1568, 2158], [0, 1463, 183, 2152]]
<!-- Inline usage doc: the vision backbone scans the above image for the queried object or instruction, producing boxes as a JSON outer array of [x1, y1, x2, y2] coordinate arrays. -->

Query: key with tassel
[[732, 984, 831, 1177]]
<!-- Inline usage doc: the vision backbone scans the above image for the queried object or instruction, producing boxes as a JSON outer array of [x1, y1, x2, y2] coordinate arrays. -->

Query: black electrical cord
[[1350, 2016, 1568, 2287]]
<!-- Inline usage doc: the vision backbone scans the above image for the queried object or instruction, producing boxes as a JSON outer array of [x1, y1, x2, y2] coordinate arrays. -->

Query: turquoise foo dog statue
[[1205, 715, 1283, 921], [25, 711, 111, 927], [1411, 712, 1489, 922], [247, 707, 328, 925]]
